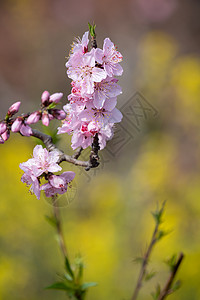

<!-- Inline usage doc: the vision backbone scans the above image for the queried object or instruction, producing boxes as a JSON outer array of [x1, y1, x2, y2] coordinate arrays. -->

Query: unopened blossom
[[26, 111, 41, 125], [0, 123, 7, 135], [41, 171, 75, 198], [1, 129, 10, 141], [7, 101, 21, 116], [11, 118, 32, 136], [41, 90, 50, 106], [95, 38, 123, 76], [49, 109, 66, 120]]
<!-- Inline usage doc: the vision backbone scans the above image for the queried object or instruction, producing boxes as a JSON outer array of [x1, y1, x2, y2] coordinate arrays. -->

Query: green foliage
[[151, 284, 161, 300], [144, 270, 156, 282], [88, 22, 96, 37], [151, 201, 166, 225]]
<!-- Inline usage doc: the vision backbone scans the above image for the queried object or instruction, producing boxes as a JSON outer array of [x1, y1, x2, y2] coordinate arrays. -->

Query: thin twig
[[157, 253, 184, 300], [31, 129, 98, 170], [52, 196, 68, 258], [131, 220, 160, 300]]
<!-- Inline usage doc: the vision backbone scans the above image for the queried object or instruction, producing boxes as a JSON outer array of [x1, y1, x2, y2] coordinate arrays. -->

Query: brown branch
[[131, 220, 160, 300], [31, 129, 99, 170], [157, 253, 184, 300], [52, 196, 68, 258]]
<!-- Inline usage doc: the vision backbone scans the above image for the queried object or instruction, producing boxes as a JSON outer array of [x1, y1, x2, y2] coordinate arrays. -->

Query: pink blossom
[[0, 123, 7, 135], [42, 112, 50, 126], [7, 101, 21, 116], [41, 90, 50, 105], [11, 118, 32, 136], [95, 38, 123, 77], [66, 31, 89, 68], [50, 109, 66, 120], [49, 92, 63, 104], [21, 172, 40, 200], [41, 171, 75, 197], [20, 123, 32, 136], [79, 97, 123, 127], [1, 129, 10, 141], [26, 111, 41, 124], [67, 48, 107, 95], [71, 121, 99, 150], [11, 118, 23, 132], [32, 145, 62, 176], [93, 77, 122, 109]]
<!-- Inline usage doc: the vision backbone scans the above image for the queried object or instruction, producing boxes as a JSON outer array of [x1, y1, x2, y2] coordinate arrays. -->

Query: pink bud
[[51, 109, 66, 120], [20, 124, 32, 136], [26, 111, 41, 124], [8, 101, 21, 116], [42, 113, 50, 126], [41, 91, 50, 105], [49, 92, 63, 103], [11, 118, 23, 132], [1, 129, 10, 141], [0, 123, 7, 135]]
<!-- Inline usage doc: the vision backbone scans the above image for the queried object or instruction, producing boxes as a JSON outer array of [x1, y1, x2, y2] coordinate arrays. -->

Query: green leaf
[[144, 270, 156, 282], [81, 282, 97, 290], [47, 102, 57, 109], [171, 280, 181, 292], [165, 254, 177, 271], [65, 257, 74, 279], [151, 284, 161, 300], [45, 215, 57, 228], [151, 201, 166, 225], [133, 256, 144, 264], [46, 282, 71, 291], [156, 230, 169, 242], [88, 22, 96, 37]]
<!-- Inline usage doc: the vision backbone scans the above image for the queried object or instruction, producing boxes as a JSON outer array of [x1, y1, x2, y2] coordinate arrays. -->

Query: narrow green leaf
[[171, 280, 181, 292], [81, 282, 97, 290], [46, 282, 71, 291], [133, 256, 144, 264], [151, 201, 166, 225], [47, 102, 57, 109], [165, 254, 177, 271], [65, 257, 74, 279], [151, 284, 161, 300], [88, 22, 96, 37], [144, 271, 156, 282]]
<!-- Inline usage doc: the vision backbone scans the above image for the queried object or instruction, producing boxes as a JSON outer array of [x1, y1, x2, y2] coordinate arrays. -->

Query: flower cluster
[[58, 31, 123, 150], [0, 101, 32, 144], [19, 145, 75, 199], [0, 91, 66, 144], [27, 91, 66, 126]]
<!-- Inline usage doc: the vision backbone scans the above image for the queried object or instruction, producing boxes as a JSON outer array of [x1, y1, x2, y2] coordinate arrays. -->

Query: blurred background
[[0, 0, 200, 299]]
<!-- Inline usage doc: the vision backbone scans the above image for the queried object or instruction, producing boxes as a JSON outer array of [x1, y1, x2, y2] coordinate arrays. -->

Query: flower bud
[[11, 118, 23, 132], [42, 112, 50, 126], [49, 92, 63, 104], [50, 109, 66, 120], [20, 124, 32, 136], [41, 91, 50, 105], [26, 111, 41, 124], [8, 101, 21, 116], [0, 123, 7, 135], [1, 129, 10, 141]]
